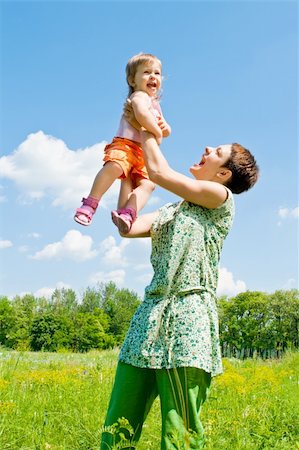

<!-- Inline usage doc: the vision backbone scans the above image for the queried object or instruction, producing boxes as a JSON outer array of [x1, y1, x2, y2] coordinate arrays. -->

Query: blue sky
[[0, 0, 298, 300]]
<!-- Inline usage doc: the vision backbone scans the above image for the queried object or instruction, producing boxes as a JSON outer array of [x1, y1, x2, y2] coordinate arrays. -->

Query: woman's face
[[189, 145, 232, 181]]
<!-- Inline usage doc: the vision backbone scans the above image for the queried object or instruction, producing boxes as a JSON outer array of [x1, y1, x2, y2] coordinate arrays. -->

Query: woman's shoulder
[[190, 188, 234, 214], [184, 189, 235, 224], [214, 188, 235, 213], [207, 189, 235, 231]]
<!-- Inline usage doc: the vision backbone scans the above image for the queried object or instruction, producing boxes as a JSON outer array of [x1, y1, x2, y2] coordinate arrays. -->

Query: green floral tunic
[[119, 191, 235, 376]]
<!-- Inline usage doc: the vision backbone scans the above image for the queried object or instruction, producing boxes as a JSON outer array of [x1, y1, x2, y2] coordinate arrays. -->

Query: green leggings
[[100, 362, 211, 450]]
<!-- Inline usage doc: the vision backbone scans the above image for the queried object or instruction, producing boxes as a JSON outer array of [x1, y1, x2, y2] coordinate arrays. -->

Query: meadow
[[0, 349, 298, 450]]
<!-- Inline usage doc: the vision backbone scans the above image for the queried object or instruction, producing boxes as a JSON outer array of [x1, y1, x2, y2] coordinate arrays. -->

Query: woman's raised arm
[[140, 132, 228, 209]]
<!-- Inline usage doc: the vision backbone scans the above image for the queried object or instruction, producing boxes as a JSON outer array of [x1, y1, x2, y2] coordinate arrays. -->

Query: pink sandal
[[74, 197, 99, 226], [111, 207, 137, 234]]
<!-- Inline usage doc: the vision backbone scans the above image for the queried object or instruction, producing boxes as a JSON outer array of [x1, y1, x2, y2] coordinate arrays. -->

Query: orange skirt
[[103, 137, 149, 180]]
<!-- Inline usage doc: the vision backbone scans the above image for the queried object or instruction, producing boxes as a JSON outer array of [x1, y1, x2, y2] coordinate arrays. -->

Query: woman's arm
[[120, 210, 159, 238], [140, 132, 228, 209]]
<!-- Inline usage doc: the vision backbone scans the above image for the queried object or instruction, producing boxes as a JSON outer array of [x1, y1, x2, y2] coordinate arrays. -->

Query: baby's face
[[130, 61, 162, 97]]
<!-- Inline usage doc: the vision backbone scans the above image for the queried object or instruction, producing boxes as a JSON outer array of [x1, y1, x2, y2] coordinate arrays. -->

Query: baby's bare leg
[[111, 177, 155, 234], [89, 161, 123, 200], [125, 177, 155, 213], [117, 178, 134, 210], [75, 161, 123, 226]]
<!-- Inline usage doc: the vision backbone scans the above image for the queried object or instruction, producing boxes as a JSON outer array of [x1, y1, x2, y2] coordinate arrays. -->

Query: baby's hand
[[157, 117, 171, 138]]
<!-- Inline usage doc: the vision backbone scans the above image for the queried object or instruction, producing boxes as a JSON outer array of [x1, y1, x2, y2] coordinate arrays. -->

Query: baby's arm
[[130, 92, 163, 143]]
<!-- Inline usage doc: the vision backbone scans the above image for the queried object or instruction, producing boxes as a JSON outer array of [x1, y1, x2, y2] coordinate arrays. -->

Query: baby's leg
[[89, 161, 124, 200], [111, 177, 155, 234], [117, 178, 134, 210], [74, 161, 123, 226], [125, 177, 155, 213]]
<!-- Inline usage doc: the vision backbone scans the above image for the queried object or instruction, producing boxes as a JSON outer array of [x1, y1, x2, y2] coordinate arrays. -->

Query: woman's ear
[[217, 168, 232, 183]]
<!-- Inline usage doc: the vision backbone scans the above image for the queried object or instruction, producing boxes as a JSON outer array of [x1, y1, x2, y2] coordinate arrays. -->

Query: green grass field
[[0, 349, 298, 449]]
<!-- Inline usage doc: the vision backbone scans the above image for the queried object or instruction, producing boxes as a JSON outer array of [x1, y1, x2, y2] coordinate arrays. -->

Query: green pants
[[100, 362, 211, 450]]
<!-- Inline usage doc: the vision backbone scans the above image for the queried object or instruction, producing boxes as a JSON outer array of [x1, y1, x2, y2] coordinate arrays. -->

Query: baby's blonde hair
[[126, 53, 162, 97]]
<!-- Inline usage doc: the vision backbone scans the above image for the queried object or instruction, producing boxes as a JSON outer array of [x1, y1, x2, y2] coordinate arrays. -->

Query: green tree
[[218, 289, 299, 358], [9, 294, 38, 350], [0, 297, 16, 348], [72, 312, 114, 352], [101, 282, 141, 343], [30, 312, 73, 351], [51, 288, 78, 316], [268, 289, 299, 353], [79, 287, 103, 313]]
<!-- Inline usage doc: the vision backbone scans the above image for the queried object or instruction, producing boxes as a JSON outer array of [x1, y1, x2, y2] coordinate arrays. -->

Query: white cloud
[[217, 267, 247, 297], [134, 263, 152, 271], [18, 245, 29, 253], [34, 287, 55, 299], [0, 131, 120, 209], [34, 281, 72, 299], [17, 291, 31, 298], [0, 240, 13, 249], [28, 232, 41, 239], [139, 238, 151, 246], [99, 235, 129, 267], [88, 237, 151, 291], [282, 278, 298, 290], [89, 269, 125, 286], [30, 229, 98, 261], [0, 185, 6, 203], [135, 273, 153, 284], [87, 237, 152, 292], [147, 195, 162, 206], [122, 238, 152, 270], [278, 207, 299, 219]]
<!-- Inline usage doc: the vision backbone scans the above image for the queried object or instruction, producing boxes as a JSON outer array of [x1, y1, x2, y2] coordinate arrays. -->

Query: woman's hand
[[123, 99, 141, 131], [123, 99, 162, 145]]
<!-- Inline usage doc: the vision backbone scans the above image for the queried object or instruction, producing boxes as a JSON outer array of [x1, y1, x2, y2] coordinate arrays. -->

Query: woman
[[100, 128, 259, 449]]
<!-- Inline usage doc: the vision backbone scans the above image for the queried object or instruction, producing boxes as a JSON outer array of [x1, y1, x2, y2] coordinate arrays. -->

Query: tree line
[[0, 283, 140, 352], [218, 289, 298, 358], [0, 283, 298, 357]]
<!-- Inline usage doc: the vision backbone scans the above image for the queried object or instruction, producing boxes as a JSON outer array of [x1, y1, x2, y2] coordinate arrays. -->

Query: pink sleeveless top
[[116, 96, 162, 144]]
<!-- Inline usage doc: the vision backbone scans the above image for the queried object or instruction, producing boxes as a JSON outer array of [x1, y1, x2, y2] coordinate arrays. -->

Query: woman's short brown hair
[[224, 143, 259, 194]]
